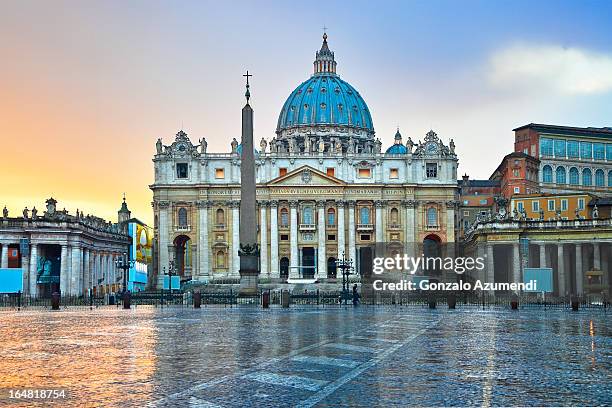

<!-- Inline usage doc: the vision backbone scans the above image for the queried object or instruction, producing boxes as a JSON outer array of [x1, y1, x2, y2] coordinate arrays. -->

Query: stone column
[[269, 201, 279, 278], [348, 201, 356, 263], [317, 200, 326, 279], [29, 243, 38, 296], [60, 244, 69, 295], [83, 249, 90, 296], [445, 201, 456, 242], [197, 200, 210, 279], [337, 201, 346, 260], [70, 246, 82, 296], [512, 243, 521, 288], [289, 200, 299, 278], [403, 200, 416, 256], [486, 243, 495, 291], [260, 201, 269, 276], [231, 200, 240, 277], [158, 201, 170, 288], [21, 249, 29, 295], [593, 243, 601, 271], [539, 244, 547, 268], [0, 243, 8, 268], [557, 244, 566, 296], [575, 243, 583, 295], [375, 200, 384, 244]]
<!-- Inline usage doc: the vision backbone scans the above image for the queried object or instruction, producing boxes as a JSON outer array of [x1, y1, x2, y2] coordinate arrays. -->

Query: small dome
[[236, 144, 259, 155], [385, 144, 408, 154]]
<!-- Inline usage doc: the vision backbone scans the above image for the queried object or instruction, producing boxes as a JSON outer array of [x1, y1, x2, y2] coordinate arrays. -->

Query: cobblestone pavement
[[0, 306, 610, 407]]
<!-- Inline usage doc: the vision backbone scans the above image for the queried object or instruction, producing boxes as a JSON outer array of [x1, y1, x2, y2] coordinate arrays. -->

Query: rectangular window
[[326, 167, 335, 177], [567, 140, 579, 158], [358, 168, 371, 178], [593, 143, 605, 160], [327, 234, 336, 241], [389, 168, 399, 179], [561, 199, 568, 211], [554, 139, 566, 157], [280, 234, 289, 241], [360, 234, 371, 241], [215, 168, 225, 179], [532, 201, 539, 212], [176, 163, 188, 179], [463, 210, 470, 216], [517, 202, 524, 212], [580, 142, 592, 159], [577, 198, 585, 210], [540, 138, 553, 156], [279, 168, 288, 177], [513, 169, 520, 177], [426, 163, 437, 178], [607, 144, 612, 161], [514, 187, 520, 194], [547, 200, 555, 211]]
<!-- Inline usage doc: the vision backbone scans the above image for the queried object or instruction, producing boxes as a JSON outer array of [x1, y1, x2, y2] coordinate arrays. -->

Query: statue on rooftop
[[31, 207, 38, 220], [23, 207, 29, 219], [2, 206, 7, 219], [199, 138, 207, 154], [259, 138, 267, 153], [156, 138, 163, 154]]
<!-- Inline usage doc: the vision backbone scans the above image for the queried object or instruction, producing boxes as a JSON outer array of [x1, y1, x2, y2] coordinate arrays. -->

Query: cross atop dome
[[314, 32, 337, 75]]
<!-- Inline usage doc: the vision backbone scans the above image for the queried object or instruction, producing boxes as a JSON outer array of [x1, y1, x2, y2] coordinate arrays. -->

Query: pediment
[[267, 165, 346, 186]]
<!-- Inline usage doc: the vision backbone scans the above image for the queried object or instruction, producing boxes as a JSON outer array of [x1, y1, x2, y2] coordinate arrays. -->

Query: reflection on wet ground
[[0, 306, 610, 407]]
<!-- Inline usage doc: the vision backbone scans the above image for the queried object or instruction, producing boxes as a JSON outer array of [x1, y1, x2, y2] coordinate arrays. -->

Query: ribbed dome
[[276, 34, 374, 135], [385, 128, 407, 154]]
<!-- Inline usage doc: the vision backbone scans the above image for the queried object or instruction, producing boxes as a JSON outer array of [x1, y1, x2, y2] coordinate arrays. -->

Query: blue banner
[[0, 268, 24, 293]]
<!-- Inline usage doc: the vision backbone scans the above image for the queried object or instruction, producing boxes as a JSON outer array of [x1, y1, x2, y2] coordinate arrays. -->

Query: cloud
[[488, 44, 612, 95]]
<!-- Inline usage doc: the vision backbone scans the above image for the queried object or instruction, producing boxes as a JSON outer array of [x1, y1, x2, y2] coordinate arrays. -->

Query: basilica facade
[[151, 35, 459, 286]]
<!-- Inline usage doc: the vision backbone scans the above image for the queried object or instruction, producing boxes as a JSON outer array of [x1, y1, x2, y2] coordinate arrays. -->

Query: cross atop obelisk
[[238, 69, 259, 295]]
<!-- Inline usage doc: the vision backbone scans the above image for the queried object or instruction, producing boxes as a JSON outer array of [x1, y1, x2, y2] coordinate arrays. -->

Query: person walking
[[352, 284, 360, 306]]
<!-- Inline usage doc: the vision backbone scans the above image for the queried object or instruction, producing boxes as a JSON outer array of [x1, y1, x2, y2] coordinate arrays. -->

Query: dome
[[276, 34, 374, 136], [236, 144, 258, 155], [385, 144, 407, 154], [385, 128, 407, 154]]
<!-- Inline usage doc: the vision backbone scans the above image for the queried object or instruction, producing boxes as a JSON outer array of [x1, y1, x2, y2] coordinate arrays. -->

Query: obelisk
[[238, 71, 259, 294]]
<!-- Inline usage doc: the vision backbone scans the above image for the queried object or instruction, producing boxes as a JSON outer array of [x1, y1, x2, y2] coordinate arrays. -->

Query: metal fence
[[0, 290, 609, 310]]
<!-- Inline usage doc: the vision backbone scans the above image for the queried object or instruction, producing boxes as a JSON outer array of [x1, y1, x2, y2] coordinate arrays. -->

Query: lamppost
[[335, 252, 354, 305], [115, 252, 135, 305]]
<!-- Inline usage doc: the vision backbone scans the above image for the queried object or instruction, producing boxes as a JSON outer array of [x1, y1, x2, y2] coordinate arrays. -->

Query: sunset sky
[[2, 0, 611, 224]]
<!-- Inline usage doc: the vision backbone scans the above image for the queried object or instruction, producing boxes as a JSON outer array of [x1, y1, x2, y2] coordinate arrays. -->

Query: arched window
[[302, 206, 314, 225], [609, 170, 612, 187], [427, 207, 438, 227], [280, 208, 289, 227], [542, 165, 553, 183], [595, 169, 604, 187], [390, 208, 399, 224], [360, 207, 370, 224], [555, 166, 566, 184], [569, 167, 579, 185], [582, 168, 592, 186], [178, 208, 187, 227], [216, 209, 225, 225], [327, 208, 335, 226], [216, 250, 225, 268]]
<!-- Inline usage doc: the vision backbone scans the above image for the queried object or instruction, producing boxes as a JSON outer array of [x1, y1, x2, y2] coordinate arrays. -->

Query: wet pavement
[[0, 306, 610, 407]]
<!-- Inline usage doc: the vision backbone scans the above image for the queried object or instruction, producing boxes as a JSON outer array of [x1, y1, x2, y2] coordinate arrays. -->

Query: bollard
[[447, 294, 456, 309], [571, 296, 579, 311], [194, 291, 202, 309], [281, 290, 290, 308], [123, 292, 131, 309], [51, 292, 60, 310], [262, 291, 270, 309], [428, 294, 436, 309]]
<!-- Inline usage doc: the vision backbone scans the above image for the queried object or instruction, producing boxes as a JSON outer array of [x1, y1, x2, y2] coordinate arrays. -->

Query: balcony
[[299, 223, 316, 231], [357, 223, 374, 231], [174, 225, 191, 232], [387, 223, 401, 230]]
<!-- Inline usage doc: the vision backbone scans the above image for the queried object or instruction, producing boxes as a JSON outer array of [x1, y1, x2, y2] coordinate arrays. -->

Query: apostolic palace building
[[151, 34, 459, 286]]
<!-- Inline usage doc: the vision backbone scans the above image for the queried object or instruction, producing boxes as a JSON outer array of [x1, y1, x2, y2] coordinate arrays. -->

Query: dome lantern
[[313, 32, 337, 75]]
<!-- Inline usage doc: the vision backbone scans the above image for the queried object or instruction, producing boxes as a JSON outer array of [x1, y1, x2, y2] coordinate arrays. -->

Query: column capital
[[289, 200, 299, 208], [269, 200, 279, 208], [374, 200, 385, 208], [445, 200, 459, 209], [258, 200, 270, 208], [229, 200, 241, 209], [157, 200, 171, 209], [336, 199, 346, 207], [347, 200, 356, 208], [196, 200, 211, 209], [401, 199, 416, 208], [316, 200, 326, 209]]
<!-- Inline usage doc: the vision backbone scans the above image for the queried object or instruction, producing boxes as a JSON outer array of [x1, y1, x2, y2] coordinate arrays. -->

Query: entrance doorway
[[327, 257, 337, 279], [302, 247, 315, 278], [280, 257, 289, 280]]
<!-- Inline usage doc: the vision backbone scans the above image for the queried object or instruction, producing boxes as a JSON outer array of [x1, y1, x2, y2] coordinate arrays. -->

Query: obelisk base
[[238, 252, 259, 295]]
